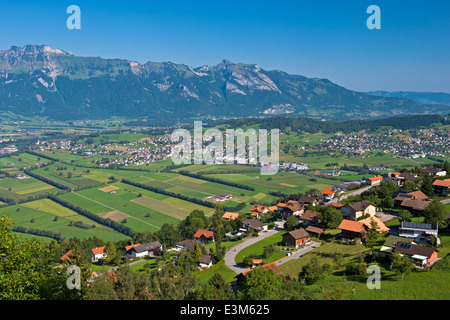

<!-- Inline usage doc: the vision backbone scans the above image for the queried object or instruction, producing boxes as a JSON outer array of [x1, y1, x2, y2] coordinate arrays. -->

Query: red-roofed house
[[90, 246, 107, 262], [367, 175, 383, 186], [338, 220, 367, 240], [60, 250, 74, 263], [251, 205, 269, 218], [193, 229, 215, 242], [125, 243, 141, 251], [236, 262, 283, 286], [433, 179, 450, 197], [322, 188, 335, 201]]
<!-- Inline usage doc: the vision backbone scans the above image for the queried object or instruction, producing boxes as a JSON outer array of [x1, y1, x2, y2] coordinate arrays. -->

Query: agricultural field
[[0, 176, 58, 202], [0, 152, 44, 175], [0, 198, 128, 242], [191, 170, 338, 196], [58, 185, 180, 233]]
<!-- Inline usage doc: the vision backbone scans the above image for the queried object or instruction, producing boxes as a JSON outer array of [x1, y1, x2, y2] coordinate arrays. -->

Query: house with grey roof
[[399, 221, 438, 244]]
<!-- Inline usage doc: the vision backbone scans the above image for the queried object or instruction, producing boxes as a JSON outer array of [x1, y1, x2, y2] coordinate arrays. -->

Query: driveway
[[376, 211, 397, 222], [274, 240, 321, 266], [224, 228, 281, 274], [329, 184, 374, 204]]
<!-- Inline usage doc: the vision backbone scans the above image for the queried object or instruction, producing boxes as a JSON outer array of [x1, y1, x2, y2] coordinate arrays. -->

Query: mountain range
[[0, 45, 448, 123]]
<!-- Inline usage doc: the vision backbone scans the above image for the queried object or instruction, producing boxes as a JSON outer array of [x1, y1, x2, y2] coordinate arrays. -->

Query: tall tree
[[364, 221, 380, 252], [200, 273, 234, 300], [424, 200, 447, 228], [240, 267, 283, 300], [391, 252, 414, 279], [420, 174, 434, 197], [157, 223, 181, 249], [0, 216, 58, 300]]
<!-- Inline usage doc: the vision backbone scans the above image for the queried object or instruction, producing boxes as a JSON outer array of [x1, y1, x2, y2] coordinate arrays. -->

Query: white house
[[399, 222, 439, 244], [199, 255, 213, 268], [91, 246, 107, 262], [130, 241, 162, 258]]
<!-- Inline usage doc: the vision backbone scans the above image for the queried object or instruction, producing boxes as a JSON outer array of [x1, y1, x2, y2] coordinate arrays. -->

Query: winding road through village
[[223, 222, 321, 274]]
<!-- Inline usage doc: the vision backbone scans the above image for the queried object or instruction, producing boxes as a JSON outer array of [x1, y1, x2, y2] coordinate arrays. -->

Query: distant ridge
[[0, 45, 448, 122], [367, 91, 450, 106]]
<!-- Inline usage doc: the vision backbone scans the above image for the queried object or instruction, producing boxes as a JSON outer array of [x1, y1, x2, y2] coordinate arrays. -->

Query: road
[[224, 220, 320, 274], [330, 184, 374, 203], [224, 228, 281, 274]]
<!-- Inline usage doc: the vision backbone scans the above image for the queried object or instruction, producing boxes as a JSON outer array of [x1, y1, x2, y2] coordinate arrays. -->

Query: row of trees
[[121, 178, 215, 208], [24, 169, 72, 191], [13, 225, 65, 242]]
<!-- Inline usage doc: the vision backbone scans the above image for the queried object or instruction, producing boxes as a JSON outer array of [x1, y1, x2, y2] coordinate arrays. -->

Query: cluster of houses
[[279, 162, 309, 171], [239, 173, 447, 271], [0, 145, 18, 154], [313, 128, 449, 159], [32, 133, 173, 168], [206, 193, 234, 202]]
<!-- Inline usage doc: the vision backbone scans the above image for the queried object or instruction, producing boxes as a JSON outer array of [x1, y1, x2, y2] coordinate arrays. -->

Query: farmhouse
[[193, 229, 215, 242], [433, 179, 450, 197], [399, 199, 430, 216], [338, 219, 366, 240], [393, 242, 439, 268], [340, 200, 376, 221], [394, 190, 429, 208], [281, 228, 311, 248], [305, 225, 324, 238], [423, 167, 447, 176], [90, 246, 107, 262]]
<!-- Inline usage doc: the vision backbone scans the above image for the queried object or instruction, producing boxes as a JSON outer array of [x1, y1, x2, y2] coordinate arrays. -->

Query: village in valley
[[1, 119, 449, 300], [57, 162, 450, 298]]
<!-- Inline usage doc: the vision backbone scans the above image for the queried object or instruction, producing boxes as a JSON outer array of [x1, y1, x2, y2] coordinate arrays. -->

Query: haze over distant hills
[[0, 45, 448, 123], [367, 91, 450, 106]]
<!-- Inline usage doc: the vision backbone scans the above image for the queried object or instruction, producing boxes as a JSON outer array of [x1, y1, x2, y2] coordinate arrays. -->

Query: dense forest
[[219, 114, 449, 133]]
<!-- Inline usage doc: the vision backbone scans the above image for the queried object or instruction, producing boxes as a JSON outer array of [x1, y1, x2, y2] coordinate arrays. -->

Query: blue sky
[[1, 0, 449, 92]]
